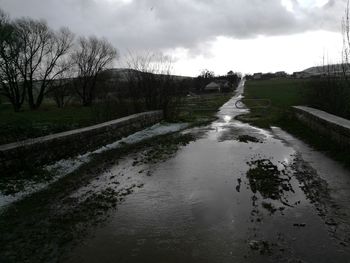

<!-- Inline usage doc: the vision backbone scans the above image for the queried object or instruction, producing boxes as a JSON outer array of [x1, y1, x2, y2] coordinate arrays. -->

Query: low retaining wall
[[0, 110, 163, 169], [293, 106, 350, 148]]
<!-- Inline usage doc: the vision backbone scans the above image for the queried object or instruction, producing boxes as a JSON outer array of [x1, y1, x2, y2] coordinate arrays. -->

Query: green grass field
[[240, 79, 307, 128], [0, 101, 135, 145], [175, 93, 233, 125], [246, 79, 306, 106], [241, 78, 350, 167]]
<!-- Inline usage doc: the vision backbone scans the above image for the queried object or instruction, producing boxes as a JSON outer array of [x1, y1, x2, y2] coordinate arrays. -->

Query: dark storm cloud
[[0, 0, 346, 54]]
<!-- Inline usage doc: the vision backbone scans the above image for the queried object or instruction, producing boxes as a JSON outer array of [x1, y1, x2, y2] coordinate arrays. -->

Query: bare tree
[[13, 18, 74, 109], [200, 69, 215, 79], [125, 53, 181, 118], [304, 5, 350, 119], [343, 0, 350, 80], [0, 9, 25, 111], [126, 53, 172, 110], [72, 36, 118, 106], [48, 57, 75, 108]]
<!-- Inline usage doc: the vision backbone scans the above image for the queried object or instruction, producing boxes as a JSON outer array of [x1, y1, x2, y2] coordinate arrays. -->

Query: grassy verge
[[0, 99, 143, 145], [237, 79, 306, 128], [175, 92, 234, 126], [240, 79, 350, 167], [0, 93, 232, 145]]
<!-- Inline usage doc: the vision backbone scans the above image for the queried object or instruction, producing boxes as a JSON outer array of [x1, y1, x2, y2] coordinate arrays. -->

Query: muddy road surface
[[1, 80, 350, 263]]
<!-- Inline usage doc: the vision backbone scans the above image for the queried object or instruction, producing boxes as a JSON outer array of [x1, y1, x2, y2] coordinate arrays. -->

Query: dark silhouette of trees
[[342, 0, 350, 81], [0, 9, 123, 113], [0, 10, 25, 111], [125, 53, 181, 119], [305, 2, 350, 119], [200, 69, 215, 79], [48, 58, 75, 108], [0, 10, 119, 110], [14, 19, 74, 109], [72, 36, 118, 106], [0, 10, 74, 111], [226, 70, 241, 86]]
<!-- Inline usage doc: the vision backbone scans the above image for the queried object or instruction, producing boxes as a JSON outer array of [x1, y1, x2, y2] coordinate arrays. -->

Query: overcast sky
[[0, 0, 346, 76]]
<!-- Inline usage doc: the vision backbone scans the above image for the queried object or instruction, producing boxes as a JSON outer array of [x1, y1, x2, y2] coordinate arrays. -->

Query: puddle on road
[[217, 124, 266, 143]]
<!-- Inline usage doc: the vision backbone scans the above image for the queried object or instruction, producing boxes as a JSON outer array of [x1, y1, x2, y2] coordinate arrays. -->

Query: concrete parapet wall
[[293, 106, 350, 148], [0, 110, 163, 169]]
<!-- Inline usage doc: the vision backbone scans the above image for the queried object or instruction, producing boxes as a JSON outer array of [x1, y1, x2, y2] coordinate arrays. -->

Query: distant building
[[274, 71, 287, 77], [253, 73, 262, 80], [204, 80, 230, 93], [204, 82, 221, 92], [293, 71, 311, 79]]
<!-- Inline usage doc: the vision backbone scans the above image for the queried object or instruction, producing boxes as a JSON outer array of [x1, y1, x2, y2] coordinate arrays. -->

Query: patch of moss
[[237, 135, 262, 143], [246, 159, 293, 201]]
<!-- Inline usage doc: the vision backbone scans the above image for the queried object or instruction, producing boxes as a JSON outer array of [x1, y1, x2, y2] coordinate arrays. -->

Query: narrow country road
[[2, 80, 350, 263], [61, 79, 350, 262]]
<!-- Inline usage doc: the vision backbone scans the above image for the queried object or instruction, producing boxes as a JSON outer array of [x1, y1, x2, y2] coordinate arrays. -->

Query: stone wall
[[293, 106, 350, 148], [0, 110, 163, 169]]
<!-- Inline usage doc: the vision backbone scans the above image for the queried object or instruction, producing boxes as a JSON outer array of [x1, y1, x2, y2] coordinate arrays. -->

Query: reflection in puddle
[[217, 125, 266, 143], [223, 115, 232, 123]]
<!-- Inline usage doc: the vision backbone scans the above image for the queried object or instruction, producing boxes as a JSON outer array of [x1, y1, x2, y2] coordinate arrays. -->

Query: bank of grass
[[239, 79, 306, 128], [175, 92, 234, 126], [0, 104, 90, 143], [240, 79, 350, 167], [0, 100, 140, 145], [0, 93, 232, 145]]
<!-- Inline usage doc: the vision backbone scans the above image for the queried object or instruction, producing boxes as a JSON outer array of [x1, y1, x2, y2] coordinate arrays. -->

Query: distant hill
[[302, 64, 346, 75], [103, 68, 194, 82]]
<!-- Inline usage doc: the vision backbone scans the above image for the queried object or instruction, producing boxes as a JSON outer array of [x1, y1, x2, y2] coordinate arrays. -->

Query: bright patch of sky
[[299, 0, 329, 8], [170, 31, 342, 76], [282, 0, 330, 12], [281, 0, 294, 12]]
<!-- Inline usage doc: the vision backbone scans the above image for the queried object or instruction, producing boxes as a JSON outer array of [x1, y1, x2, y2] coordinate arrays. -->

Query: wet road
[[64, 80, 350, 263]]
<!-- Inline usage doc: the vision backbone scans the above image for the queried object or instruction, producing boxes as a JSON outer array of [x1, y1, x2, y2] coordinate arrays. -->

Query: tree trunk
[[26, 81, 36, 110]]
